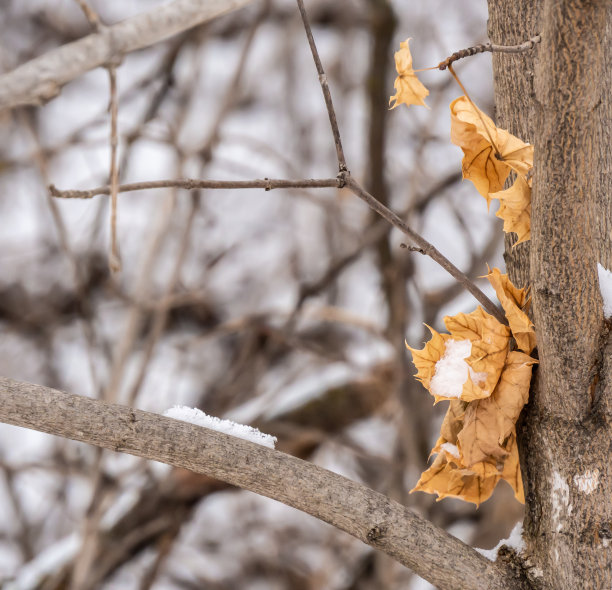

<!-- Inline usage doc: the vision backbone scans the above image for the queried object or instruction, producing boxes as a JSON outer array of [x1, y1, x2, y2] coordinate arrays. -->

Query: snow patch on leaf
[[440, 442, 460, 459], [430, 339, 472, 398]]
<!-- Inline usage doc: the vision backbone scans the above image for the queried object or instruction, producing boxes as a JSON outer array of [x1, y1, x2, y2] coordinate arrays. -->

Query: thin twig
[[73, 0, 102, 30], [108, 64, 121, 272], [295, 0, 347, 173], [49, 178, 342, 199], [345, 176, 507, 324], [73, 0, 121, 270], [437, 34, 541, 70], [400, 244, 425, 254]]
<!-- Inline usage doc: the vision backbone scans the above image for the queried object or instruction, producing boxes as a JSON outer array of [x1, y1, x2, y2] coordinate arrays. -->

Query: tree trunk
[[488, 1, 612, 588]]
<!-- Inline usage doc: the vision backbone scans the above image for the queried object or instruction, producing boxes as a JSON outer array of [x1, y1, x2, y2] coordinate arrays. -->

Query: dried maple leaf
[[458, 351, 536, 466], [500, 433, 525, 503], [406, 325, 450, 395], [438, 399, 466, 445], [450, 96, 533, 204], [444, 307, 511, 401], [485, 267, 536, 353], [410, 450, 500, 506], [389, 39, 429, 109], [490, 174, 532, 245]]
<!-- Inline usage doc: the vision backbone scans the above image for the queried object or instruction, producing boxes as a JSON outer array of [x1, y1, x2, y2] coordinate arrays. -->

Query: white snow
[[597, 263, 612, 317], [469, 367, 488, 387], [573, 469, 600, 494], [476, 522, 524, 562], [163, 406, 277, 449], [429, 339, 472, 398], [430, 339, 486, 398], [440, 442, 460, 459]]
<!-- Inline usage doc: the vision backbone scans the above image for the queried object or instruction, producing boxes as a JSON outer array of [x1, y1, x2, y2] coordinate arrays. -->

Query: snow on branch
[[164, 406, 277, 449], [0, 376, 521, 590], [0, 0, 254, 111]]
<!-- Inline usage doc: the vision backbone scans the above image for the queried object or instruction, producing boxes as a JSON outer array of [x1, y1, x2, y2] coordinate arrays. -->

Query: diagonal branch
[[0, 377, 524, 590], [0, 0, 254, 111], [345, 176, 507, 324]]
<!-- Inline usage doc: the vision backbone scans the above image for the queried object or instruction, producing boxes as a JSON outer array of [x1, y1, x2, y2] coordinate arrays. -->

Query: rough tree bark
[[488, 1, 612, 588]]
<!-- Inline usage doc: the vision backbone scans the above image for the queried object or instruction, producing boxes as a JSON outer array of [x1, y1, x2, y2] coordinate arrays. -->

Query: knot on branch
[[438, 44, 490, 70], [366, 524, 387, 543], [336, 169, 349, 189]]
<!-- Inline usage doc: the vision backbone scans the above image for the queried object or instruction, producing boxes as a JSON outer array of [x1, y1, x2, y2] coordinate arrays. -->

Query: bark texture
[[0, 377, 524, 590], [488, 1, 612, 588]]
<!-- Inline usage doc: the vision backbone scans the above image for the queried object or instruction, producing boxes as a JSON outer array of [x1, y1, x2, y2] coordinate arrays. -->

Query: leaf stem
[[448, 65, 501, 159]]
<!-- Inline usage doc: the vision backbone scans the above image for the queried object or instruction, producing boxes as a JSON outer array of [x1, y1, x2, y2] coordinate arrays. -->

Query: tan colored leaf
[[438, 399, 466, 444], [389, 39, 429, 109], [431, 399, 467, 462], [443, 307, 511, 401], [410, 452, 499, 506], [450, 96, 533, 204], [490, 175, 532, 245], [458, 351, 536, 466], [500, 433, 525, 504], [406, 326, 450, 395], [485, 267, 536, 353]]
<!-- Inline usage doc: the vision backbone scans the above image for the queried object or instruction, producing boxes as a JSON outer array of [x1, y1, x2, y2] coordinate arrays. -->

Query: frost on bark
[[488, 1, 612, 588]]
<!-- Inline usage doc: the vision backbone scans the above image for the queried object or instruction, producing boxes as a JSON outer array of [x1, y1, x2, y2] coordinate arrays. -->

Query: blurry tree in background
[[0, 1, 608, 589]]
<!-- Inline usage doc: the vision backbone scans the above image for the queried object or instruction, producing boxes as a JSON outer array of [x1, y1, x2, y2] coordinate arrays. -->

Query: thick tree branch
[[0, 0, 254, 111], [0, 377, 524, 590]]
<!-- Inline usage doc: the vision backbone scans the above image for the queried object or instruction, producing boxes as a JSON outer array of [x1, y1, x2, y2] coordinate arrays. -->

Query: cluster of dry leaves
[[390, 39, 533, 244], [390, 40, 537, 505]]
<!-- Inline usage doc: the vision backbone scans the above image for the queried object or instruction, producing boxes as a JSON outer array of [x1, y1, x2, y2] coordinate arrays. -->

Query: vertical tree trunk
[[488, 1, 612, 588]]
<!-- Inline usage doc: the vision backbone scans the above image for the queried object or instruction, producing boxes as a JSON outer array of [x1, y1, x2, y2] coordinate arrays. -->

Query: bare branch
[[296, 0, 347, 172], [437, 34, 541, 70], [107, 64, 121, 272], [0, 377, 524, 590], [0, 0, 254, 111], [345, 176, 507, 324], [49, 178, 342, 199]]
